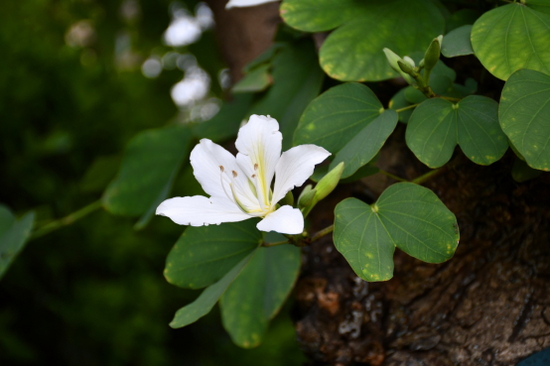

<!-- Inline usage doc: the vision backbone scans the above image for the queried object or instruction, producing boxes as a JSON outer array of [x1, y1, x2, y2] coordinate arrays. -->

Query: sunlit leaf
[[500, 69, 550, 171], [0, 205, 35, 280], [164, 220, 262, 290], [471, 3, 550, 80], [334, 183, 459, 282], [103, 125, 192, 217], [294, 83, 383, 153], [220, 244, 301, 348], [406, 96, 508, 168], [330, 110, 398, 178]]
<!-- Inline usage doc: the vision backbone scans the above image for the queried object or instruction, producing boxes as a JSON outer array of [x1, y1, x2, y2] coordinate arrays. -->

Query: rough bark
[[294, 127, 550, 365]]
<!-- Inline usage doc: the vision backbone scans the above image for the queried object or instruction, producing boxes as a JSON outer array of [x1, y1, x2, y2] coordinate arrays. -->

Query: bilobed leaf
[[280, 0, 367, 32], [169, 252, 255, 329], [334, 183, 459, 282], [164, 220, 262, 289], [471, 4, 550, 80], [0, 205, 35, 280], [330, 110, 398, 178], [232, 64, 272, 93], [294, 83, 383, 153], [103, 125, 192, 216], [318, 0, 445, 81], [442, 25, 474, 58], [499, 69, 550, 171], [406, 96, 508, 168], [220, 244, 301, 348], [526, 0, 550, 15], [248, 39, 324, 150]]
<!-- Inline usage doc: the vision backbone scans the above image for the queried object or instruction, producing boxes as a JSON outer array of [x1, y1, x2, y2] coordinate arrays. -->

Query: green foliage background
[[0, 0, 305, 364]]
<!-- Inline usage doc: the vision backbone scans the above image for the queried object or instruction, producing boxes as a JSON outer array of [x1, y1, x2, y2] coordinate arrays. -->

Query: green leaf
[[103, 125, 192, 216], [0, 206, 35, 280], [280, 0, 367, 32], [220, 244, 301, 348], [232, 64, 272, 94], [330, 110, 398, 178], [526, 0, 550, 15], [318, 0, 445, 81], [512, 157, 542, 182], [334, 183, 458, 282], [499, 68, 550, 171], [164, 220, 262, 290], [442, 25, 474, 58], [406, 96, 508, 168], [169, 252, 255, 329], [193, 93, 253, 143], [79, 155, 121, 193], [471, 4, 550, 80], [405, 87, 428, 104], [294, 83, 383, 153], [248, 39, 324, 150]]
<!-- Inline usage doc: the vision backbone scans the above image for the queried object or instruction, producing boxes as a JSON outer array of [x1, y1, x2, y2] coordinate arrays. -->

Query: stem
[[262, 240, 289, 247], [311, 225, 334, 242], [31, 200, 103, 239], [378, 169, 408, 182], [411, 167, 445, 185], [395, 104, 419, 113], [439, 95, 462, 102]]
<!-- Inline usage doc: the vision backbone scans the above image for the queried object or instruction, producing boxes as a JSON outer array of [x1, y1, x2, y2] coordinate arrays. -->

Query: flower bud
[[397, 59, 414, 75], [314, 162, 344, 203], [423, 35, 442, 73], [383, 48, 414, 84], [298, 185, 316, 208]]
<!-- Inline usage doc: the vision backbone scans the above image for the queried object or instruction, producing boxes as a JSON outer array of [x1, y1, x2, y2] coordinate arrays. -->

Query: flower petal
[[156, 195, 251, 226], [235, 115, 282, 208], [256, 205, 304, 234], [225, 0, 278, 9], [272, 145, 331, 205]]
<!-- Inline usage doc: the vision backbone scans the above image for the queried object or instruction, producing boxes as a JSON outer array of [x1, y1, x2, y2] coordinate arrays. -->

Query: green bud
[[383, 48, 414, 85], [298, 185, 316, 208], [281, 190, 294, 207], [313, 162, 345, 204], [403, 56, 416, 69], [397, 59, 414, 75], [423, 35, 442, 73]]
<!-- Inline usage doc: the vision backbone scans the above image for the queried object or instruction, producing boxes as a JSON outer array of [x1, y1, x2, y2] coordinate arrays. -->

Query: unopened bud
[[314, 162, 345, 204], [298, 185, 316, 208], [423, 35, 442, 73], [383, 48, 414, 84], [403, 56, 416, 69], [397, 59, 414, 75]]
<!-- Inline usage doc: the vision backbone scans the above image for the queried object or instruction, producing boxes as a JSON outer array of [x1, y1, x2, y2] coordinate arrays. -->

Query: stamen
[[219, 165, 225, 172], [232, 170, 238, 177], [251, 174, 256, 178], [254, 163, 259, 171]]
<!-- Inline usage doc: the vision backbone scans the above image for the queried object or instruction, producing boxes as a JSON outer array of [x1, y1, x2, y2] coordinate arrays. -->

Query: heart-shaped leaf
[[294, 83, 383, 153], [442, 25, 474, 58], [0, 205, 35, 280], [169, 252, 256, 329], [406, 96, 508, 168], [220, 244, 301, 348], [330, 110, 398, 178], [164, 220, 262, 290], [471, 3, 550, 80], [500, 68, 550, 171], [334, 183, 459, 282], [103, 125, 192, 217]]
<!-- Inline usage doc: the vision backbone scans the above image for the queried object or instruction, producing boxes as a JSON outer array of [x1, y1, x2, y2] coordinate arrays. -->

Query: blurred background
[[0, 0, 307, 364]]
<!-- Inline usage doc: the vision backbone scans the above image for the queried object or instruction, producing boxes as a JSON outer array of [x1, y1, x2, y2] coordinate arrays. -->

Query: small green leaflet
[[232, 64, 272, 94], [0, 205, 35, 280], [471, 3, 550, 80], [220, 244, 301, 348], [442, 25, 474, 58], [406, 96, 508, 168], [164, 220, 262, 290], [334, 183, 459, 282], [500, 69, 550, 171]]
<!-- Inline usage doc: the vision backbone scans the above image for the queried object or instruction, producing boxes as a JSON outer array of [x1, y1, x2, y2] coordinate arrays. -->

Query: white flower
[[156, 115, 330, 234], [225, 0, 279, 9]]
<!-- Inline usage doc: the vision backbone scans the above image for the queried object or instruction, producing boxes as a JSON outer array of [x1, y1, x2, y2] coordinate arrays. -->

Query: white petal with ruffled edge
[[256, 205, 304, 235], [226, 0, 278, 9], [235, 115, 282, 209], [156, 195, 251, 226], [272, 145, 331, 205]]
